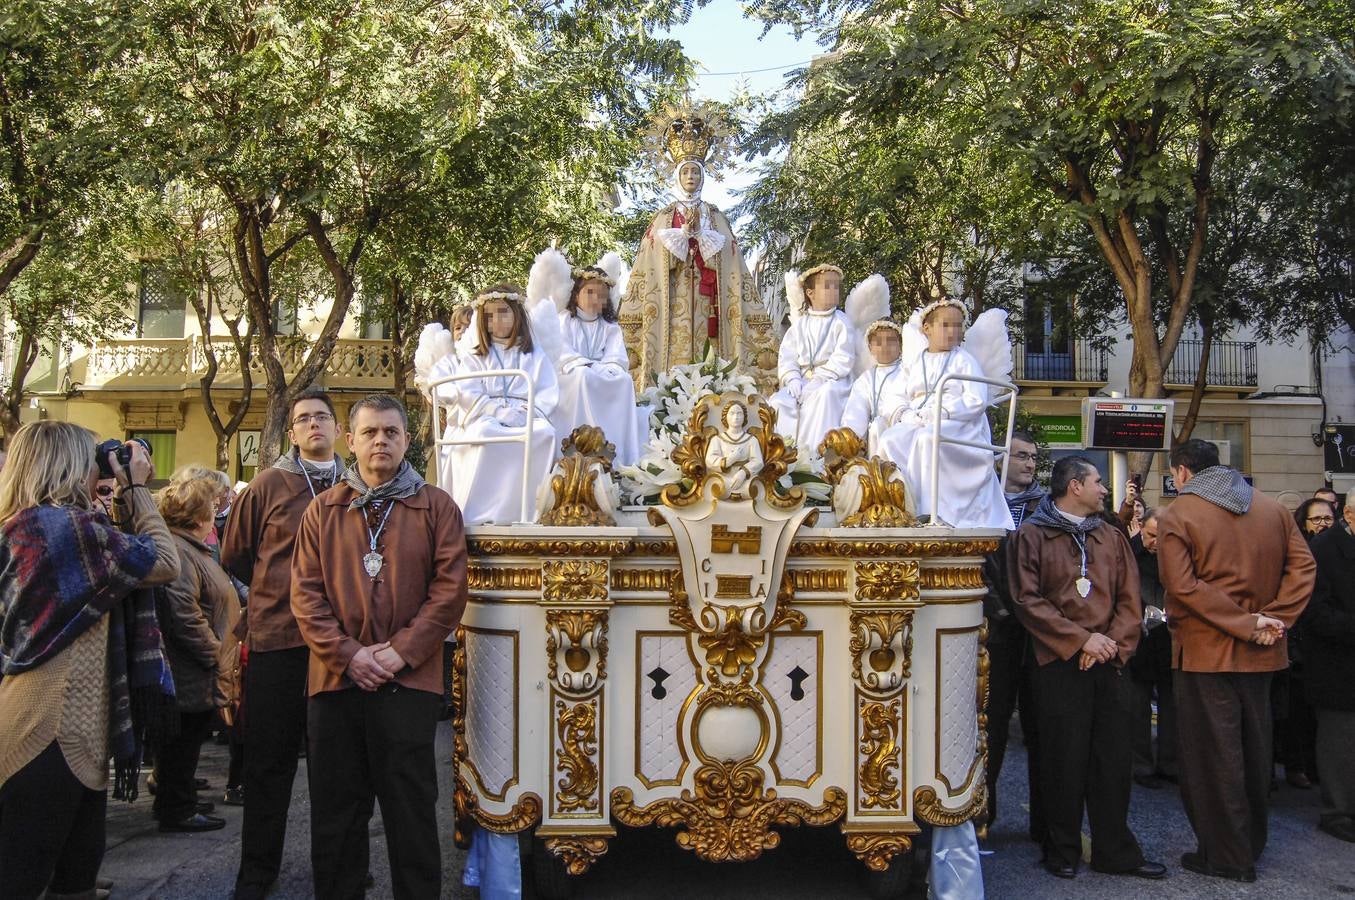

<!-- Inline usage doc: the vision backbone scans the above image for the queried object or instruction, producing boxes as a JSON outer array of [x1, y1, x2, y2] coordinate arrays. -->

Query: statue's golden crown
[[665, 114, 716, 165], [644, 100, 735, 176]]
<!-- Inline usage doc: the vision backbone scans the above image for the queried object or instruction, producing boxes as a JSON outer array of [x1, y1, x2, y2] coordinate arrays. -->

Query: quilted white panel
[[937, 630, 978, 793], [637, 634, 696, 784], [763, 634, 820, 784], [464, 629, 518, 798]]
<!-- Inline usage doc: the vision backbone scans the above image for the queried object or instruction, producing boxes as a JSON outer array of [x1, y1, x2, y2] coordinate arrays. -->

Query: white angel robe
[[767, 308, 855, 455], [876, 347, 1012, 529], [440, 342, 560, 525], [552, 311, 646, 466], [843, 361, 910, 456]]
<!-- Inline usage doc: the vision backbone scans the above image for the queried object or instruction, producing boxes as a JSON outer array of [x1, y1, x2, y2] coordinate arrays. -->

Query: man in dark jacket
[[1302, 487, 1355, 843], [981, 430, 1045, 841], [1128, 508, 1177, 788]]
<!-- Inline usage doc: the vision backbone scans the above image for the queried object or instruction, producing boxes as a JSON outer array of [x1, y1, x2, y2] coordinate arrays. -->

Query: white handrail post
[[928, 372, 1020, 527]]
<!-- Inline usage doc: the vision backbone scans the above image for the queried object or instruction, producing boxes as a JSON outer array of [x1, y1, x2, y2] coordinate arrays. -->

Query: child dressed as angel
[[437, 285, 559, 524], [843, 319, 911, 455], [767, 265, 857, 453], [553, 259, 646, 466], [877, 297, 1013, 529]]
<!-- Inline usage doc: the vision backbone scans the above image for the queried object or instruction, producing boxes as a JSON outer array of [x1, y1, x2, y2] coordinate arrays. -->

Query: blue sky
[[661, 6, 817, 210]]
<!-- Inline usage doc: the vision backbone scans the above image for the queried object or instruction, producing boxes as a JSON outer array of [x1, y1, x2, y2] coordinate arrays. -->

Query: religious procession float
[[416, 102, 1018, 898]]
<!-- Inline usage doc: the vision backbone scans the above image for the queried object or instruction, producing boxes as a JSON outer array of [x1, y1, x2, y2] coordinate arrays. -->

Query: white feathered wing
[[413, 323, 455, 395], [784, 270, 805, 327], [961, 309, 1013, 383], [844, 274, 891, 376], [596, 251, 629, 307], [527, 246, 576, 314]]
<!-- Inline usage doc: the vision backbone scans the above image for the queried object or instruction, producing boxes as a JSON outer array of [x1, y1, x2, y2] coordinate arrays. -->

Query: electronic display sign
[[1082, 398, 1175, 452]]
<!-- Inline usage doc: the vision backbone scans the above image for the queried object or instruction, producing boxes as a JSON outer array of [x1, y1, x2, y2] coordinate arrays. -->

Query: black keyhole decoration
[[648, 666, 670, 700], [788, 665, 809, 701]]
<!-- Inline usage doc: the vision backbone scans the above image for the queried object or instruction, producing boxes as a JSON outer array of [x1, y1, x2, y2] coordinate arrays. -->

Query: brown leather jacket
[[290, 483, 468, 696], [1008, 517, 1143, 666], [1158, 491, 1314, 673], [162, 531, 241, 712]]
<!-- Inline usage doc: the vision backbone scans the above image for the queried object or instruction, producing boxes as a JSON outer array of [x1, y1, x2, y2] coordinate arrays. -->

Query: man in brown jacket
[[222, 388, 346, 900], [1010, 456, 1165, 880], [1158, 439, 1315, 883], [292, 394, 467, 900]]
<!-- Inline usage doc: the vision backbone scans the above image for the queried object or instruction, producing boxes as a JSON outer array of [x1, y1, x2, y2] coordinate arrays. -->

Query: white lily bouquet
[[618, 348, 831, 504]]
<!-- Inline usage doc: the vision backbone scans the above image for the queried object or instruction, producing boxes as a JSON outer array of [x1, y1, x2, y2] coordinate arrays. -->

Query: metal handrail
[[928, 372, 1020, 527], [428, 368, 537, 525]]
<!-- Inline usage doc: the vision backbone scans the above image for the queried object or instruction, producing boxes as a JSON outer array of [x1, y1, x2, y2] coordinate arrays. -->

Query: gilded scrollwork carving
[[468, 565, 542, 593], [790, 538, 1000, 558], [610, 567, 675, 592], [696, 605, 765, 677], [611, 769, 847, 863], [694, 667, 762, 711], [455, 772, 542, 834], [854, 560, 922, 603], [546, 609, 608, 693], [469, 538, 634, 558], [542, 559, 609, 603], [919, 566, 988, 591], [543, 836, 611, 875], [850, 610, 914, 692], [789, 569, 848, 593], [843, 832, 913, 872], [913, 782, 988, 828], [660, 394, 803, 510], [819, 428, 917, 528], [538, 426, 619, 527], [858, 701, 903, 810], [555, 700, 600, 813], [450, 626, 471, 848]]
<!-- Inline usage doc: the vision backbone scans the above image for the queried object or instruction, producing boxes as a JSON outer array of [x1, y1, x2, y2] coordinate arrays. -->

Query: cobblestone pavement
[[100, 722, 1355, 898]]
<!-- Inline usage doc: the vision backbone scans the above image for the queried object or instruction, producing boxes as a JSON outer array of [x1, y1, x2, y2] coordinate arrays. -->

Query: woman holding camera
[[0, 422, 179, 900], [152, 472, 240, 832]]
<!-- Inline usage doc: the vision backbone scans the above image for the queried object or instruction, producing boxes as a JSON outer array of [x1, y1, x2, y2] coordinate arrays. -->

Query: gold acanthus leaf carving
[[790, 539, 1001, 558], [859, 701, 903, 810], [850, 609, 915, 691], [468, 565, 542, 593], [695, 666, 762, 711], [913, 782, 988, 828], [455, 772, 542, 834], [854, 560, 922, 603], [667, 569, 698, 632], [555, 700, 600, 813], [545, 609, 608, 691], [539, 426, 618, 527], [697, 607, 765, 677], [610, 567, 675, 592], [542, 559, 609, 603], [976, 620, 990, 789], [844, 832, 913, 872], [789, 569, 848, 593], [611, 766, 847, 864], [768, 577, 807, 633], [919, 566, 988, 591], [469, 538, 634, 558], [819, 428, 917, 528], [450, 626, 471, 848], [543, 836, 611, 876]]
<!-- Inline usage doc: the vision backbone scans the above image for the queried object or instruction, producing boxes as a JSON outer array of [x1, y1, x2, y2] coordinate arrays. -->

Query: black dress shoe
[[1181, 851, 1255, 882], [1093, 860, 1168, 879], [1041, 858, 1077, 879], [159, 812, 226, 833]]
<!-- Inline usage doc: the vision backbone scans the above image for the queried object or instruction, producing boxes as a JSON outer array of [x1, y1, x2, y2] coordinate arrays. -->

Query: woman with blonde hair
[[151, 472, 241, 832], [0, 422, 179, 900]]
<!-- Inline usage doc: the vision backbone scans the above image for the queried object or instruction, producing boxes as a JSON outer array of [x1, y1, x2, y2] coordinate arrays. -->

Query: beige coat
[[162, 531, 240, 711]]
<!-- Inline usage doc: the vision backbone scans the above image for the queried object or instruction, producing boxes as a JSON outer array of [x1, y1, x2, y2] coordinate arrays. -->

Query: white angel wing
[[962, 308, 1014, 383], [413, 323, 454, 392], [527, 246, 575, 313], [527, 294, 565, 372], [784, 270, 805, 326], [596, 251, 629, 306], [901, 309, 928, 363], [845, 274, 891, 376]]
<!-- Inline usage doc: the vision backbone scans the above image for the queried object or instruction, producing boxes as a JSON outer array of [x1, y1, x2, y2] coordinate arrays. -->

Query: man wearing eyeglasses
[[222, 388, 347, 900], [981, 430, 1047, 844]]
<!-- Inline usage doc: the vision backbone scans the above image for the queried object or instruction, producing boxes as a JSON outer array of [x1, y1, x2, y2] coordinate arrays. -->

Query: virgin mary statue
[[619, 103, 779, 390]]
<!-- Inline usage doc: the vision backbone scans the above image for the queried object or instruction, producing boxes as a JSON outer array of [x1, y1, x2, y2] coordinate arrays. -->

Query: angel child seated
[[438, 285, 559, 525], [553, 259, 645, 466], [876, 297, 1013, 529], [767, 265, 856, 453], [842, 319, 910, 455], [704, 399, 763, 495]]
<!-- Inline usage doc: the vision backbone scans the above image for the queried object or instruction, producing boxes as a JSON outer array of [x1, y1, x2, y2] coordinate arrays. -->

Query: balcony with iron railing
[[81, 336, 399, 391], [1011, 336, 1109, 389], [1164, 339, 1258, 392]]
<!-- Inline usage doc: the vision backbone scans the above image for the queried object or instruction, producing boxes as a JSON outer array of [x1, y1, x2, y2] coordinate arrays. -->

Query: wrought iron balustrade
[[1164, 339, 1258, 388], [1010, 336, 1109, 383]]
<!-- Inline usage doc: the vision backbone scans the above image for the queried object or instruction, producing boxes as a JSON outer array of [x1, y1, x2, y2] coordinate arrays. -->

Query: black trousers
[[308, 684, 443, 900], [1176, 670, 1273, 871], [1129, 625, 1178, 778], [984, 633, 1044, 840], [153, 709, 216, 822], [1031, 658, 1144, 871], [236, 646, 309, 891], [0, 742, 107, 900]]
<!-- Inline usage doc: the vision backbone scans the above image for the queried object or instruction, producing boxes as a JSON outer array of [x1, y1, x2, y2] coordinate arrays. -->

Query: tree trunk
[[0, 329, 39, 442], [1173, 316, 1214, 447]]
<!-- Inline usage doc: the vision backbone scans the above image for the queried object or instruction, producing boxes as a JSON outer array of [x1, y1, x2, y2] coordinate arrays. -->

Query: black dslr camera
[[95, 437, 153, 479]]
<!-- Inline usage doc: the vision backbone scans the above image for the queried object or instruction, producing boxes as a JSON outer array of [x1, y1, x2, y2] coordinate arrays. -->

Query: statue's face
[[724, 402, 746, 429], [678, 162, 704, 196], [922, 305, 965, 351], [806, 270, 841, 311], [868, 329, 901, 365], [576, 281, 608, 317]]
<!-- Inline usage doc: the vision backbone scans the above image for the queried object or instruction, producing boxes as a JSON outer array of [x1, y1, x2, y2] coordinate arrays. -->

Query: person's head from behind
[[158, 476, 220, 541], [1050, 455, 1105, 517], [1141, 507, 1161, 553], [170, 465, 232, 513], [1315, 487, 1339, 507], [1005, 430, 1039, 493], [347, 395, 410, 485], [288, 388, 339, 462], [0, 421, 98, 523], [1296, 498, 1336, 538], [1168, 438, 1220, 489]]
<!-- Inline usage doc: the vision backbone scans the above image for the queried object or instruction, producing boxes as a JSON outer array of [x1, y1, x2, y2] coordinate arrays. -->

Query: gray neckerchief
[[272, 447, 346, 496], [1180, 465, 1252, 515], [342, 460, 425, 510]]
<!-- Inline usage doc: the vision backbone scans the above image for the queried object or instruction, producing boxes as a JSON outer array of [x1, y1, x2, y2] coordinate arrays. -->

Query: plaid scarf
[[1179, 465, 1253, 515], [0, 505, 175, 799], [342, 460, 425, 510]]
